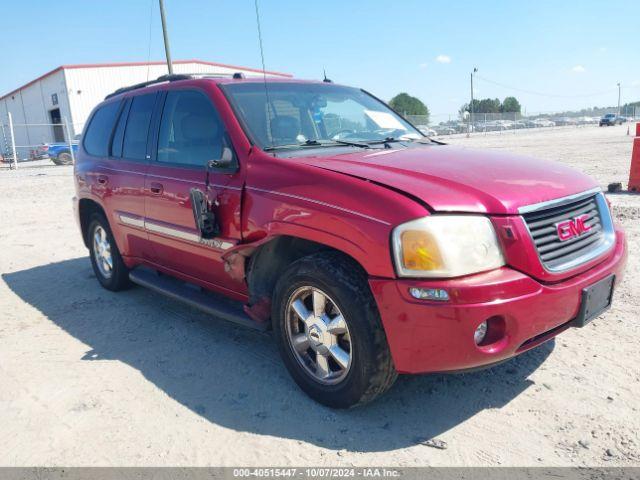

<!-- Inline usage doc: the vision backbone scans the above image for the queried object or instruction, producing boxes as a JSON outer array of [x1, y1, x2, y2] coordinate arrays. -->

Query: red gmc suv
[[73, 74, 627, 408]]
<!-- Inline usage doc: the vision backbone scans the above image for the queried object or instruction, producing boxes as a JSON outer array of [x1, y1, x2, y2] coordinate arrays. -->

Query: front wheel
[[272, 252, 397, 408]]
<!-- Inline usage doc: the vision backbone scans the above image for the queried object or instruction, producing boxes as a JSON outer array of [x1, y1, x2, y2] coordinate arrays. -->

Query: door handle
[[149, 182, 164, 195], [97, 174, 108, 185]]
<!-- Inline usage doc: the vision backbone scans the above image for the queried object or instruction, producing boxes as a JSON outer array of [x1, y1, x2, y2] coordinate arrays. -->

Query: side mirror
[[207, 146, 238, 173], [189, 188, 218, 239]]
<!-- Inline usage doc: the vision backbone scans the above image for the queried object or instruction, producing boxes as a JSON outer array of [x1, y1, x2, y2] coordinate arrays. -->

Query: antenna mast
[[254, 0, 273, 146]]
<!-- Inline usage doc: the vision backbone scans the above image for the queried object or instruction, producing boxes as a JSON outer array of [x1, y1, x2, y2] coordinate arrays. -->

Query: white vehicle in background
[[497, 120, 515, 130], [576, 116, 596, 125], [481, 120, 511, 131], [553, 117, 578, 126], [416, 125, 437, 136], [433, 125, 457, 135], [450, 122, 469, 133], [532, 118, 556, 128]]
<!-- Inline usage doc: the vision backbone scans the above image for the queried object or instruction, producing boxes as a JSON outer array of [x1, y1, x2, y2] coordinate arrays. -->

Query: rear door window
[[122, 93, 157, 160], [83, 101, 121, 157]]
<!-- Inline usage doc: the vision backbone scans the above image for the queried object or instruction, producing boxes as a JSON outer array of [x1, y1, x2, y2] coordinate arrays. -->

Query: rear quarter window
[[83, 101, 121, 157]]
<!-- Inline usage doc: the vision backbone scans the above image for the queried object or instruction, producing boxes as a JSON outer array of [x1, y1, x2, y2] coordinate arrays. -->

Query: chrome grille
[[521, 191, 615, 272]]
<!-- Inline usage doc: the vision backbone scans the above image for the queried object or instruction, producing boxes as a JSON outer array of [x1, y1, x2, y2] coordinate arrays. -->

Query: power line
[[475, 75, 618, 99]]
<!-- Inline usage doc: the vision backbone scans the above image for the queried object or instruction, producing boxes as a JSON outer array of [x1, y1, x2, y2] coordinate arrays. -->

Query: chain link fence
[[406, 106, 640, 136], [0, 114, 82, 169]]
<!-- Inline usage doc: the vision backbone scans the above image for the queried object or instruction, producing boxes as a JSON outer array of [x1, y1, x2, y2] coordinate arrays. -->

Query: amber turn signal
[[400, 230, 444, 271]]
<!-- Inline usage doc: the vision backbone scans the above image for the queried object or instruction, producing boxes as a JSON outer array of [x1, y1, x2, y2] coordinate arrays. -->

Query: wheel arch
[[228, 234, 370, 324], [251, 234, 366, 289], [78, 198, 107, 248]]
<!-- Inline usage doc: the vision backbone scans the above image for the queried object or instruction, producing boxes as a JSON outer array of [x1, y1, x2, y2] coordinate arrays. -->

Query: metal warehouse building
[[0, 59, 290, 159]]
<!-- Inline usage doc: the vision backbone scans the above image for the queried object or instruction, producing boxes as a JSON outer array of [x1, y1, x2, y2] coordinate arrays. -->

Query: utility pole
[[467, 67, 477, 137], [63, 117, 75, 164], [159, 0, 174, 74], [617, 82, 621, 117], [8, 112, 17, 170]]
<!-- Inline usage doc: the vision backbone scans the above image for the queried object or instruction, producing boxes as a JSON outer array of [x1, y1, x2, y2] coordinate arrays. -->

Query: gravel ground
[[0, 123, 638, 467]]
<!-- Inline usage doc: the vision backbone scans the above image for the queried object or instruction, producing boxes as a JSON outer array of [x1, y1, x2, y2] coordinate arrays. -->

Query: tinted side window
[[157, 90, 224, 166], [110, 99, 130, 158], [83, 101, 120, 157], [122, 93, 156, 160]]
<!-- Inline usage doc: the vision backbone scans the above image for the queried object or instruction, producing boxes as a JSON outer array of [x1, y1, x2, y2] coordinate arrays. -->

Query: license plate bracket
[[573, 275, 615, 328]]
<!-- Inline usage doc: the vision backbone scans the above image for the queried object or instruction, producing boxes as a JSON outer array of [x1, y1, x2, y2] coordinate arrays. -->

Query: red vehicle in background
[[73, 74, 627, 408]]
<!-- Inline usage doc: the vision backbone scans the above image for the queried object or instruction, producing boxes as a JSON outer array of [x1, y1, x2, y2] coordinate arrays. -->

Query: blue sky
[[3, 0, 639, 119]]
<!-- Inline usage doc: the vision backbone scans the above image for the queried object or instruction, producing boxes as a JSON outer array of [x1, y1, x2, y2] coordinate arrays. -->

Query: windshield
[[221, 82, 422, 150]]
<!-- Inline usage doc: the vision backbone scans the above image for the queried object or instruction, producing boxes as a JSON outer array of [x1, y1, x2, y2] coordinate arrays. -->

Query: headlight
[[392, 215, 505, 278]]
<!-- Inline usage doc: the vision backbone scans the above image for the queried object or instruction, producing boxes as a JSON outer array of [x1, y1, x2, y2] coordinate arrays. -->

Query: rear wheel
[[52, 151, 73, 165], [88, 213, 131, 291], [272, 252, 397, 408]]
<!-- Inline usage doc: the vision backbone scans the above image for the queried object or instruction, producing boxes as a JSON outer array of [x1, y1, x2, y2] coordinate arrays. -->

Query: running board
[[129, 268, 267, 331]]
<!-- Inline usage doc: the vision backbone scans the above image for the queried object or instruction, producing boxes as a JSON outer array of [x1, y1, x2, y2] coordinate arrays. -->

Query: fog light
[[474, 321, 488, 345], [409, 287, 449, 301]]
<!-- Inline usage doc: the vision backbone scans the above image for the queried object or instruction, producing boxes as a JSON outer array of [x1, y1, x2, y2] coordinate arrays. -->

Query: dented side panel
[[239, 153, 428, 279]]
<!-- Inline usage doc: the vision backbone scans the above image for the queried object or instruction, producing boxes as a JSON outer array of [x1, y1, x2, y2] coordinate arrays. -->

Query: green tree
[[501, 96, 522, 113], [459, 99, 481, 117], [389, 93, 430, 120], [460, 97, 522, 116], [478, 98, 501, 113], [460, 98, 500, 114]]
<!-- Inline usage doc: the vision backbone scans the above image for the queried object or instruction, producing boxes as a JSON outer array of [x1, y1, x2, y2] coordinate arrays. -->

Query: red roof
[[0, 59, 292, 101]]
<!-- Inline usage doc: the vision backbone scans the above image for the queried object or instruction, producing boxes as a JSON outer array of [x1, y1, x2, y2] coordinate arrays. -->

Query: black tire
[[87, 213, 131, 291], [272, 251, 397, 408], [52, 151, 73, 165]]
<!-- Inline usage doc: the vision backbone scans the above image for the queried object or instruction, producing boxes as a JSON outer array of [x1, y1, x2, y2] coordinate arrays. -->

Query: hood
[[294, 145, 598, 215]]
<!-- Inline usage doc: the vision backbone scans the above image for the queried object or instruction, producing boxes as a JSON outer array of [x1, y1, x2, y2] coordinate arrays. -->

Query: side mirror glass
[[221, 146, 234, 163]]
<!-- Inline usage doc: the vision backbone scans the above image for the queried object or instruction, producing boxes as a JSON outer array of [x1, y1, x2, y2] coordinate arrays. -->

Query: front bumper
[[369, 227, 627, 374]]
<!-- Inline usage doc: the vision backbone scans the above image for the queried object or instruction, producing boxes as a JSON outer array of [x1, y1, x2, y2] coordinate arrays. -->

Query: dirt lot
[[0, 124, 638, 467]]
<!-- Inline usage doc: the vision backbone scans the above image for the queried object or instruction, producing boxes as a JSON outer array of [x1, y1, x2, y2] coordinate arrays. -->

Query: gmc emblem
[[556, 214, 592, 241]]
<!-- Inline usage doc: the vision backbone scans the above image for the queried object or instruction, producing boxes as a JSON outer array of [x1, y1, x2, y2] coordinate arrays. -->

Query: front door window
[[157, 90, 225, 166]]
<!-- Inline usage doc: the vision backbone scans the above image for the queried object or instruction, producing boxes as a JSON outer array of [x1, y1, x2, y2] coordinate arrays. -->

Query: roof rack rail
[[104, 72, 247, 99], [105, 74, 191, 99]]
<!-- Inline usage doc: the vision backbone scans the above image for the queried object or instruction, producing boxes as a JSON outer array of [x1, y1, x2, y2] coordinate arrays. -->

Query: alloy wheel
[[93, 225, 113, 279], [285, 286, 352, 385]]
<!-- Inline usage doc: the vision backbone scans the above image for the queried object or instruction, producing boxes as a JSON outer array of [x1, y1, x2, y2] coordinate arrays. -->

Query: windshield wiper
[[333, 139, 370, 149], [359, 137, 405, 149], [263, 139, 370, 151], [414, 136, 446, 145], [263, 140, 322, 151], [365, 136, 403, 146]]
